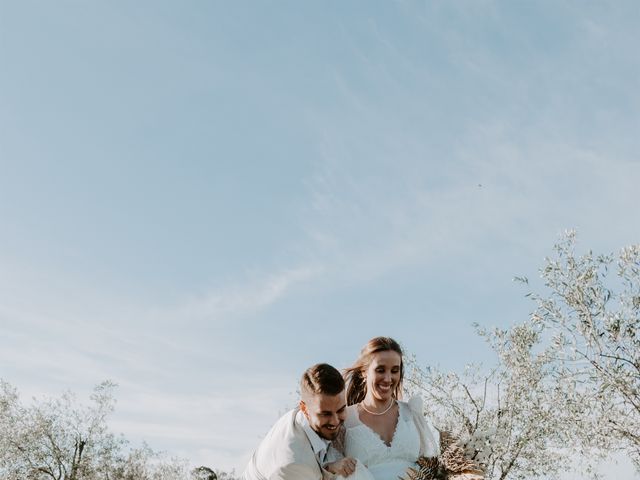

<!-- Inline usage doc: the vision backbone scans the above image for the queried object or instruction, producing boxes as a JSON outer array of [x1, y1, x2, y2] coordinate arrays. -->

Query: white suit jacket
[[243, 408, 336, 480]]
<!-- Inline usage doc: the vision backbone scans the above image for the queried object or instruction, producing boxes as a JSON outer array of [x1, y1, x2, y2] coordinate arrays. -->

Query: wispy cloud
[[175, 264, 325, 322], [0, 269, 308, 472], [0, 257, 326, 392], [302, 126, 640, 288], [109, 378, 297, 471]]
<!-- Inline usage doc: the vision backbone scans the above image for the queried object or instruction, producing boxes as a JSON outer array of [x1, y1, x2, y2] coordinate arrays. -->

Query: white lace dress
[[339, 397, 438, 480]]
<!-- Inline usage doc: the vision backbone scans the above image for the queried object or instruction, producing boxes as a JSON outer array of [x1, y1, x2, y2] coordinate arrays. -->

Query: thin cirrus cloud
[[0, 262, 325, 388], [304, 131, 638, 281], [175, 264, 325, 323], [109, 379, 296, 471], [0, 267, 312, 471]]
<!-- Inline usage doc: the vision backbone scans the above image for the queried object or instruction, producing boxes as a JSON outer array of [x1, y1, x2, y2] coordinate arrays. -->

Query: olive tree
[[0, 380, 203, 480], [528, 232, 640, 469], [407, 320, 580, 480], [0, 380, 124, 480], [408, 232, 640, 478]]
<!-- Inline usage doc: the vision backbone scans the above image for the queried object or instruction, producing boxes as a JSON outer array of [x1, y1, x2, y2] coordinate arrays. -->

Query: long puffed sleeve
[[407, 395, 439, 457]]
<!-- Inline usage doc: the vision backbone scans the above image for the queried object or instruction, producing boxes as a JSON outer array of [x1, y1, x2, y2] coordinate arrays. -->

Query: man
[[242, 363, 357, 480]]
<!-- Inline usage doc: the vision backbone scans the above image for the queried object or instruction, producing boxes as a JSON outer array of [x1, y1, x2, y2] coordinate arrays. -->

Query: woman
[[331, 337, 438, 480]]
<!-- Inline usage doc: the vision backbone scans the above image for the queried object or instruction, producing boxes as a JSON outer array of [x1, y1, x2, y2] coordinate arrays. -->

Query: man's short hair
[[300, 363, 345, 399]]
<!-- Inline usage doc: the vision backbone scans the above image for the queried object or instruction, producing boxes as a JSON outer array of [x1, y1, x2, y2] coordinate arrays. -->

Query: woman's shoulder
[[343, 403, 361, 429], [399, 396, 440, 456], [397, 396, 423, 418]]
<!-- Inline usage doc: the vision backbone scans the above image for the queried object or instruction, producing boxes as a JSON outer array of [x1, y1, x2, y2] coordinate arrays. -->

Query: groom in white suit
[[242, 363, 357, 480]]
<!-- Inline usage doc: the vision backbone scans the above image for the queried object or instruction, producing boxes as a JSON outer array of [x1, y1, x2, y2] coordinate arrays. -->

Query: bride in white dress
[[333, 337, 438, 480]]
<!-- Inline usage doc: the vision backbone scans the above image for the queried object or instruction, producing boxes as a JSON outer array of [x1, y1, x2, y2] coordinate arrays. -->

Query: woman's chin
[[374, 389, 393, 400]]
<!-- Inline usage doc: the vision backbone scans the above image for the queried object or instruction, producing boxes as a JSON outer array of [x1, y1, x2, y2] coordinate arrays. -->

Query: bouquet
[[403, 429, 489, 480]]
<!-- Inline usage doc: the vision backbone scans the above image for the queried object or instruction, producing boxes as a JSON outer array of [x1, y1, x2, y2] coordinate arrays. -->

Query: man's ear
[[299, 399, 310, 420]]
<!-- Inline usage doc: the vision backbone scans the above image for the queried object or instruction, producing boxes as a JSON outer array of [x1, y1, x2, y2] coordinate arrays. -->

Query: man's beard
[[318, 422, 344, 441]]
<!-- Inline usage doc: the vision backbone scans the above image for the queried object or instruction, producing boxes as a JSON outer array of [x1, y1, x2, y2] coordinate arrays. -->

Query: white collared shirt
[[297, 410, 332, 465]]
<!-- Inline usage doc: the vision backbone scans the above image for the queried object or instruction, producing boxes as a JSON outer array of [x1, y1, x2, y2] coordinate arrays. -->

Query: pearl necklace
[[359, 398, 395, 416]]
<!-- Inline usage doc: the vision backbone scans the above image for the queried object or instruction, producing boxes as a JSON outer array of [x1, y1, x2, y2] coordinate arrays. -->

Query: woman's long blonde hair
[[344, 336, 404, 405]]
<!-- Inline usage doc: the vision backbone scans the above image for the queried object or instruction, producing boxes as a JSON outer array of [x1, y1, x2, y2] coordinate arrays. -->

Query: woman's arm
[[407, 396, 440, 457]]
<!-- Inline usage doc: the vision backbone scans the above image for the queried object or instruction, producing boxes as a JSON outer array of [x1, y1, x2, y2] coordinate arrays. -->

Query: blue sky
[[1, 1, 639, 477]]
